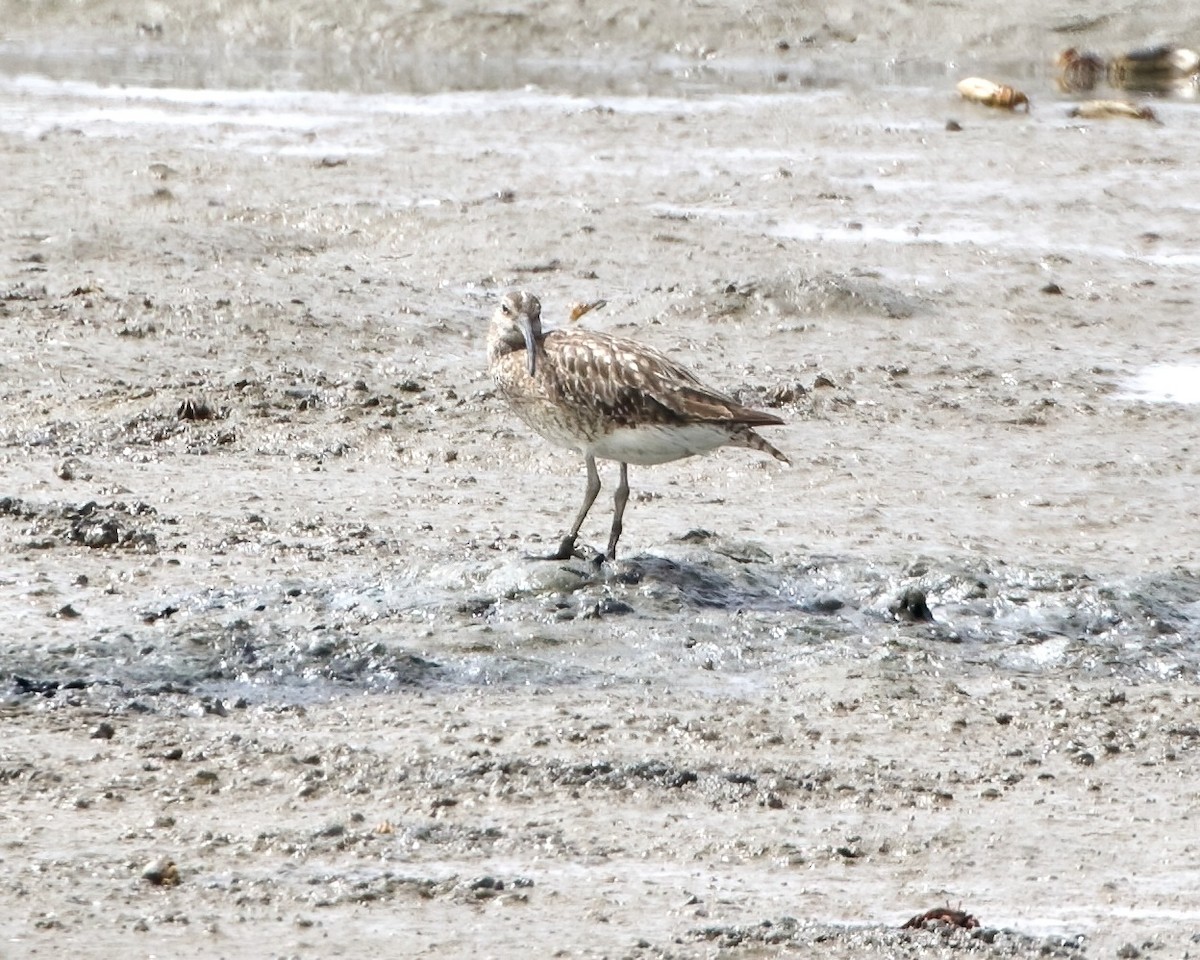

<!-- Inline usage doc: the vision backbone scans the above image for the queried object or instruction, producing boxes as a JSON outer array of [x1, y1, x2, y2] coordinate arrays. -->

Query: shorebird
[[1109, 44, 1200, 91], [1054, 48, 1106, 93], [487, 290, 789, 561]]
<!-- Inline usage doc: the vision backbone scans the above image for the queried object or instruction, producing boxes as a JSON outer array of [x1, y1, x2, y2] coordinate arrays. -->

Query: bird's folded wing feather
[[545, 330, 782, 427]]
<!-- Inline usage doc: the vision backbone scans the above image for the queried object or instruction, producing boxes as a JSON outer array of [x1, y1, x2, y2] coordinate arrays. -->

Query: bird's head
[[493, 290, 542, 376]]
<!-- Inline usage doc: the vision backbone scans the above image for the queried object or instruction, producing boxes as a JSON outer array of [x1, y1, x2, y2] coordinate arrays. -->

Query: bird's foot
[[572, 543, 608, 567], [526, 536, 609, 567]]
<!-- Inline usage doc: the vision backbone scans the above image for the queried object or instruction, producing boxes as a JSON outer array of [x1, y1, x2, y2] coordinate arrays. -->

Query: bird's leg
[[605, 462, 630, 561], [534, 454, 601, 561]]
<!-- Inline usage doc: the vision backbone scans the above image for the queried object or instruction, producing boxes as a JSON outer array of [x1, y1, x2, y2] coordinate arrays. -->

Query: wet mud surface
[[2, 1, 1200, 957]]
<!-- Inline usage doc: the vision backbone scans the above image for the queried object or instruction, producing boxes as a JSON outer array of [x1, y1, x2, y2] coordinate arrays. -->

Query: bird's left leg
[[605, 462, 630, 561]]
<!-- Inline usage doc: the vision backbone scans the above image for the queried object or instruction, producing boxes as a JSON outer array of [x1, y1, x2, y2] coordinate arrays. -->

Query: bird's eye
[[501, 302, 514, 317]]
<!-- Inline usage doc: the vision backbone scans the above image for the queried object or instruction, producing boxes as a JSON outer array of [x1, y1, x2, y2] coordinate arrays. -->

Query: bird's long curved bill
[[522, 314, 537, 376]]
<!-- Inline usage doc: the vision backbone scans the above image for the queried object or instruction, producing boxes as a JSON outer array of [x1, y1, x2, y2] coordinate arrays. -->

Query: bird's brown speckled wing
[[542, 329, 783, 428]]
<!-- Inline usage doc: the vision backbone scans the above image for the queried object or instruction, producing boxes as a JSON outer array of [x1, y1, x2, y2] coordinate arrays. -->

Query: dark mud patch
[[5, 547, 1195, 715], [1, 621, 442, 711], [0, 495, 164, 550], [196, 867, 535, 908], [688, 918, 1086, 958]]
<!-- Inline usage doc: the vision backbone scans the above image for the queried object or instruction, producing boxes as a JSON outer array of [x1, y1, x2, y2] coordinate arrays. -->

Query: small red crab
[[901, 905, 980, 930]]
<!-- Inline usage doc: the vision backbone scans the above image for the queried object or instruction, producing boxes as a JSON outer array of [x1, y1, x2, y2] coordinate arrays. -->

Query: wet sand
[[2, 2, 1200, 958]]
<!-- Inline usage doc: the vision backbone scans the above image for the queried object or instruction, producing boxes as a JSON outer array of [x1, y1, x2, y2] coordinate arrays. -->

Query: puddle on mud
[[0, 40, 1119, 144], [0, 38, 955, 98], [1119, 363, 1200, 404]]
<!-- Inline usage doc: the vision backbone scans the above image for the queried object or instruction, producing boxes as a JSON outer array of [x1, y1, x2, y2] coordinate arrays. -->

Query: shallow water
[[0, 36, 969, 98], [1120, 363, 1200, 404]]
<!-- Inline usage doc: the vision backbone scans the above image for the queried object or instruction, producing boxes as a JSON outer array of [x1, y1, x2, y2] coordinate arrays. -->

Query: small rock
[[594, 597, 634, 617], [90, 721, 116, 740], [891, 587, 933, 622], [765, 382, 808, 406], [806, 596, 844, 614], [56, 458, 91, 481], [177, 398, 216, 421], [142, 858, 180, 886], [74, 518, 120, 548]]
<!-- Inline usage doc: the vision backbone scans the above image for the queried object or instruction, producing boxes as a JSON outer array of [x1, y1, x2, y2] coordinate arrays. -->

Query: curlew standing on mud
[[487, 290, 789, 561]]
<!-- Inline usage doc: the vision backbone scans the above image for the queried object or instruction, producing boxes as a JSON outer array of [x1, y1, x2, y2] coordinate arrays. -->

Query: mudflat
[[1, 2, 1199, 957]]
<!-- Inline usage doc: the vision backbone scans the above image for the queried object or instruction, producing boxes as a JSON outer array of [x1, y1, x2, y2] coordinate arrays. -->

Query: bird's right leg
[[534, 454, 601, 561]]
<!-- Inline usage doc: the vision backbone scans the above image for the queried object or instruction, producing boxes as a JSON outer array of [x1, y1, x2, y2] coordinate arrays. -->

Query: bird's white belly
[[505, 392, 735, 466], [589, 424, 732, 465]]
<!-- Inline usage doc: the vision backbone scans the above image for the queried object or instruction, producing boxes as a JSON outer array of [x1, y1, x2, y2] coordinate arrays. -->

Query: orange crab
[[956, 77, 1030, 112]]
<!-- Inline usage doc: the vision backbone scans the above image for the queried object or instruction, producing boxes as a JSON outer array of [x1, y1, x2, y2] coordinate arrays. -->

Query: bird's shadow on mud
[[604, 551, 815, 614]]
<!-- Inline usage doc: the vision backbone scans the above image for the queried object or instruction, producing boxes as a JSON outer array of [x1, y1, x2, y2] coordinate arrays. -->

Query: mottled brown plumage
[[487, 290, 789, 561]]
